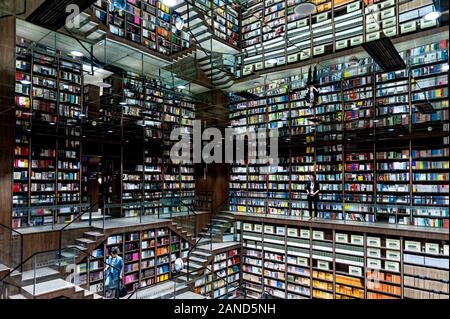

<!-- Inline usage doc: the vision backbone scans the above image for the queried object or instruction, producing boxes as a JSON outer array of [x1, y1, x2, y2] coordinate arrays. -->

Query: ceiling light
[[267, 58, 278, 64], [388, 128, 395, 132], [49, 122, 56, 125], [294, 2, 316, 17], [120, 102, 127, 105], [373, 119, 380, 123], [20, 79, 31, 85], [424, 11, 440, 21], [107, 130, 113, 133], [177, 85, 187, 90], [162, 0, 176, 7], [97, 82, 112, 88], [70, 50, 84, 57], [82, 135, 86, 138]]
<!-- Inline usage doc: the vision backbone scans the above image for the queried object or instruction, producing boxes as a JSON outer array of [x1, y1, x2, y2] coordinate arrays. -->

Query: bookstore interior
[[0, 0, 448, 301]]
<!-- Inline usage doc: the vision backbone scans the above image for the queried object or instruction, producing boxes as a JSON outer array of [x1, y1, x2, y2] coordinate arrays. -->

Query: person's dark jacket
[[306, 181, 320, 200]]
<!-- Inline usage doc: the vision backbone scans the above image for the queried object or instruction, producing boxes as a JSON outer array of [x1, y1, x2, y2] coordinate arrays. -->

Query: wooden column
[[0, 16, 16, 228]]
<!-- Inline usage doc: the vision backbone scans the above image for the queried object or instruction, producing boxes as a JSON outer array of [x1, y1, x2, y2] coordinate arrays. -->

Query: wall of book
[[229, 39, 449, 228], [193, 246, 241, 298], [13, 36, 84, 228], [240, 0, 443, 76], [241, 220, 449, 299], [190, 0, 240, 48], [92, 0, 190, 56], [75, 227, 190, 294]]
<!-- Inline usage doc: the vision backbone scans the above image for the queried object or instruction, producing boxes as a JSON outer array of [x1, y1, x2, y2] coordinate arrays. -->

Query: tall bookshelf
[[92, 0, 190, 56], [13, 37, 84, 228], [230, 39, 449, 229], [240, 0, 442, 76]]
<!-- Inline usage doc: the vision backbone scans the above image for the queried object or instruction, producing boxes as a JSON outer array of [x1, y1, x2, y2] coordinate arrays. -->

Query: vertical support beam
[[0, 16, 16, 228]]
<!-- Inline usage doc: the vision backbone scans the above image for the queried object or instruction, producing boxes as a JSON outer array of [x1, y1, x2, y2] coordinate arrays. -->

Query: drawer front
[[313, 231, 324, 240], [386, 250, 401, 261], [420, 18, 438, 29], [366, 23, 380, 33], [381, 7, 395, 19], [336, 233, 348, 243], [401, 21, 417, 34], [313, 45, 325, 56], [381, 0, 395, 9], [385, 261, 400, 273], [287, 54, 298, 63], [254, 224, 263, 232], [367, 237, 381, 247], [287, 228, 298, 237], [384, 27, 397, 37], [367, 258, 382, 269], [405, 240, 421, 252], [264, 225, 274, 234], [349, 266, 362, 277], [254, 61, 263, 70], [243, 223, 252, 231], [298, 257, 308, 267], [317, 260, 329, 270], [300, 49, 311, 60], [366, 31, 380, 42], [316, 13, 329, 23], [386, 239, 401, 250], [350, 36, 363, 46], [367, 248, 381, 258], [300, 229, 310, 239], [297, 18, 308, 27], [348, 1, 361, 12], [351, 235, 364, 245], [336, 39, 348, 50], [425, 243, 440, 255], [383, 17, 396, 28]]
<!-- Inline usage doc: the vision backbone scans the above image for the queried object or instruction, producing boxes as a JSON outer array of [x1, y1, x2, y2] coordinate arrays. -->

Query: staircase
[[174, 1, 237, 89], [67, 11, 107, 42]]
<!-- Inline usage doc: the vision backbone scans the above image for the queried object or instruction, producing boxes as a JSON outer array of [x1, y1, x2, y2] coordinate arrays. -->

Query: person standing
[[306, 174, 320, 219], [105, 247, 124, 299]]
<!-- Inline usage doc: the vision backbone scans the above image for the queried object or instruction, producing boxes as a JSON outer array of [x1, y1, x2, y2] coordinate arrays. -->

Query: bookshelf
[[229, 39, 449, 228], [92, 0, 190, 56], [80, 227, 190, 294], [13, 36, 84, 228], [194, 246, 241, 298], [240, 219, 449, 299], [239, 0, 444, 76]]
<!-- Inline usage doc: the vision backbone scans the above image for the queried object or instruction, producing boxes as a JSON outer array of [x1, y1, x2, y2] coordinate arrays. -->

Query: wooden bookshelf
[[92, 0, 190, 56], [229, 39, 449, 228]]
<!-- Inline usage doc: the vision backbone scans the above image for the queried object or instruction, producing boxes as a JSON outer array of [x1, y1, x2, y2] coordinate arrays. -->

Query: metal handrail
[[0, 223, 24, 273], [186, 191, 235, 281]]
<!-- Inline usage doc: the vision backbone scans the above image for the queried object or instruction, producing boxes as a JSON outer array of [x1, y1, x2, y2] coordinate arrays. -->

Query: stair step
[[67, 245, 87, 251], [191, 251, 212, 258], [22, 279, 75, 297], [76, 238, 96, 245], [189, 256, 208, 264], [17, 267, 60, 282], [8, 294, 27, 299]]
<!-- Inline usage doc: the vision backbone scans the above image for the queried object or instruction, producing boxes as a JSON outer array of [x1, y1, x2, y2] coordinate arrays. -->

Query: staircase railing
[[186, 191, 236, 281], [0, 246, 120, 299], [0, 224, 24, 273]]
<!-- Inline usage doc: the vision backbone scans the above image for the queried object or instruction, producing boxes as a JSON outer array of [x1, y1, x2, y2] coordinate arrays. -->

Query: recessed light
[[82, 135, 86, 138], [49, 122, 56, 125], [107, 130, 113, 133], [79, 114, 86, 117], [97, 82, 111, 88], [177, 85, 187, 90], [424, 11, 440, 21], [373, 119, 379, 123], [120, 102, 127, 105], [388, 128, 395, 132], [20, 79, 31, 85], [70, 50, 84, 57]]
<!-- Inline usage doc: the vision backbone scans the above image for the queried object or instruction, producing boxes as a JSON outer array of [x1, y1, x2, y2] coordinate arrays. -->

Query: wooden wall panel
[[0, 16, 16, 228]]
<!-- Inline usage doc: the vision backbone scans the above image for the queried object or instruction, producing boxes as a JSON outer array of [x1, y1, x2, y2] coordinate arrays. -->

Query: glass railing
[[0, 247, 120, 299], [0, 224, 23, 275]]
